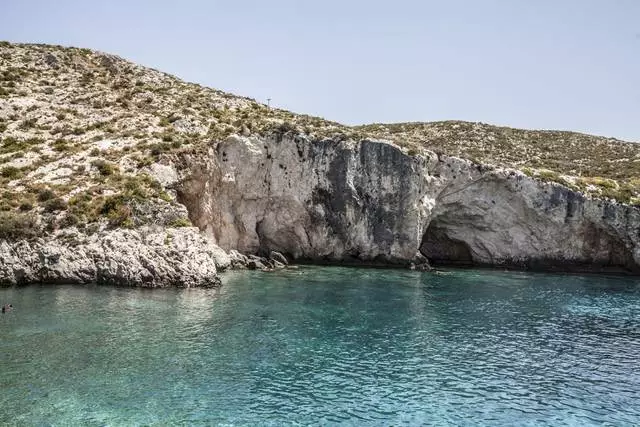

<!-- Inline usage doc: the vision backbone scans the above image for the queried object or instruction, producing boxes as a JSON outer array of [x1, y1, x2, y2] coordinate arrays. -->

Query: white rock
[[0, 227, 232, 287], [149, 162, 179, 187], [179, 134, 640, 272]]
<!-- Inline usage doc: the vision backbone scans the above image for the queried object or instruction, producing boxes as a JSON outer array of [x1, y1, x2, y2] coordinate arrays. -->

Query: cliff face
[[179, 134, 640, 273]]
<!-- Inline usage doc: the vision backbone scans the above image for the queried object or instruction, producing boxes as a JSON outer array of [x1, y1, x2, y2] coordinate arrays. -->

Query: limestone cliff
[[179, 134, 640, 273]]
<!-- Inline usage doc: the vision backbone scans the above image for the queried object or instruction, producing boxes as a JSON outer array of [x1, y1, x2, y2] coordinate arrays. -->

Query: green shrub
[[134, 155, 153, 168], [60, 213, 80, 227], [521, 167, 535, 177], [92, 159, 118, 176], [150, 143, 172, 156], [601, 183, 635, 204], [578, 176, 618, 190], [43, 198, 67, 212], [0, 212, 38, 240], [0, 166, 22, 179], [52, 139, 72, 152], [37, 188, 56, 202], [123, 177, 147, 199], [537, 170, 561, 181], [100, 194, 125, 215], [0, 136, 44, 154], [19, 202, 33, 211], [158, 191, 172, 202], [100, 195, 132, 226], [169, 217, 192, 227], [275, 121, 297, 134]]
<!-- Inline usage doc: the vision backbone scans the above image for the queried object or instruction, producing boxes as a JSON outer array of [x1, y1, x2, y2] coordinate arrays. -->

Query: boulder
[[269, 251, 289, 266]]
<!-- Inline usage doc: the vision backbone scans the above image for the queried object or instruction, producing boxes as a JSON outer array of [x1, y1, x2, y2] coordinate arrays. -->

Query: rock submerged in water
[[269, 251, 289, 266], [246, 255, 267, 270], [410, 252, 433, 271], [243, 253, 289, 271]]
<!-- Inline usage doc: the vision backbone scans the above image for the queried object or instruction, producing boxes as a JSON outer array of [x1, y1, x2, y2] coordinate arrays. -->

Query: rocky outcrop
[[178, 133, 640, 273], [0, 227, 231, 287]]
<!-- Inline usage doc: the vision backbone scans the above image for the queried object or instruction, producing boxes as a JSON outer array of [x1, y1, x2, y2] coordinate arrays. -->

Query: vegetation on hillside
[[0, 39, 638, 238], [357, 121, 640, 204]]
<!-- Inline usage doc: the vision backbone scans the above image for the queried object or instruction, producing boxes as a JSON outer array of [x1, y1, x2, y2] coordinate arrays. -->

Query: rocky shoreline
[[3, 133, 640, 288], [0, 225, 299, 288], [0, 227, 222, 287]]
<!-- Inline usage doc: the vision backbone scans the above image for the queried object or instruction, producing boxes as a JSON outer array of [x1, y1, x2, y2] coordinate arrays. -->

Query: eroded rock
[[269, 251, 289, 266], [0, 227, 229, 287], [179, 134, 640, 273]]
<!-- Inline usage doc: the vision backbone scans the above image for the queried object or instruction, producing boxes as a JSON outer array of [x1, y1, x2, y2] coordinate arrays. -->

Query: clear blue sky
[[2, 0, 639, 141]]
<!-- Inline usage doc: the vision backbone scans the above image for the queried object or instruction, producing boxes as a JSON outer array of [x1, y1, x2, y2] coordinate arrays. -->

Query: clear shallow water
[[1, 267, 640, 426]]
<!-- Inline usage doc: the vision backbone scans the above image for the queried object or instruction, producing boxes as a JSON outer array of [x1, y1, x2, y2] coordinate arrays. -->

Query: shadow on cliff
[[418, 211, 639, 274], [419, 218, 474, 266]]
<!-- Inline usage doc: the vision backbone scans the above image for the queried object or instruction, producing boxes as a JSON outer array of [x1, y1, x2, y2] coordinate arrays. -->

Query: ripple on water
[[1, 268, 640, 425]]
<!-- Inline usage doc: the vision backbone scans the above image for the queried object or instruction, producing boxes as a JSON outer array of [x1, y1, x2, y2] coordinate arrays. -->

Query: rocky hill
[[1, 41, 639, 284], [0, 41, 344, 235]]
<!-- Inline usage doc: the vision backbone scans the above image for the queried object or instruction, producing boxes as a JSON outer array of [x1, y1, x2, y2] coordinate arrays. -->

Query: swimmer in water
[[1, 304, 13, 313]]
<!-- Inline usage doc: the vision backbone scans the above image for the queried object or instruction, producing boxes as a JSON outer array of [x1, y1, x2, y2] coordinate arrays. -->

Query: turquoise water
[[1, 267, 640, 426]]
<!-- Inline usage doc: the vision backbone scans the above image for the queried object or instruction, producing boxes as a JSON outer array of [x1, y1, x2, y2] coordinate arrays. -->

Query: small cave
[[419, 219, 473, 266]]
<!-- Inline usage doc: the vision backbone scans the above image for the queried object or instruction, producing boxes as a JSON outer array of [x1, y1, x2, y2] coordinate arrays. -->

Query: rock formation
[[0, 227, 229, 287], [179, 134, 640, 273]]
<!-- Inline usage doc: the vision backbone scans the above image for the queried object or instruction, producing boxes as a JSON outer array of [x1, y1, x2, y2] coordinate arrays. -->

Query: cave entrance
[[419, 218, 473, 266]]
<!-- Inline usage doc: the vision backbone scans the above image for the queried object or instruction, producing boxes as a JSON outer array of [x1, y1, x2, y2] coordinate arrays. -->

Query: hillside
[[357, 122, 640, 189], [0, 40, 639, 241]]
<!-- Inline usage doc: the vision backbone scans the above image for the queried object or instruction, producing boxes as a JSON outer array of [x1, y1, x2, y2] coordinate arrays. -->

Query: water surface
[[1, 267, 639, 425]]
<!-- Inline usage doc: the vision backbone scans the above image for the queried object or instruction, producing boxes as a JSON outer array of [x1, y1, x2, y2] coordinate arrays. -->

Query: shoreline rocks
[[0, 227, 228, 288]]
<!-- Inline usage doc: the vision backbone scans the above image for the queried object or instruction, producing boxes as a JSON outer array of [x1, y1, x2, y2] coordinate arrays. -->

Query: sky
[[1, 0, 639, 141]]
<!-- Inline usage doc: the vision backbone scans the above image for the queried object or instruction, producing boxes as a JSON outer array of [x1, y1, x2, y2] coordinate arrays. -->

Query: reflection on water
[[1, 267, 640, 425]]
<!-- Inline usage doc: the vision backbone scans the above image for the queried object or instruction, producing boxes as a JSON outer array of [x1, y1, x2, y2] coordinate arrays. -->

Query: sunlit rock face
[[0, 227, 227, 288], [179, 134, 640, 273]]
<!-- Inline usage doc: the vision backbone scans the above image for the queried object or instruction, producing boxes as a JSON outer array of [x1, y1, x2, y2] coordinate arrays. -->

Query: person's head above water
[[1, 304, 12, 313]]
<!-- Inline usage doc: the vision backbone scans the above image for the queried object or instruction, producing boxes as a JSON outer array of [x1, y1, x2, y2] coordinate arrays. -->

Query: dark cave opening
[[419, 219, 473, 266]]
